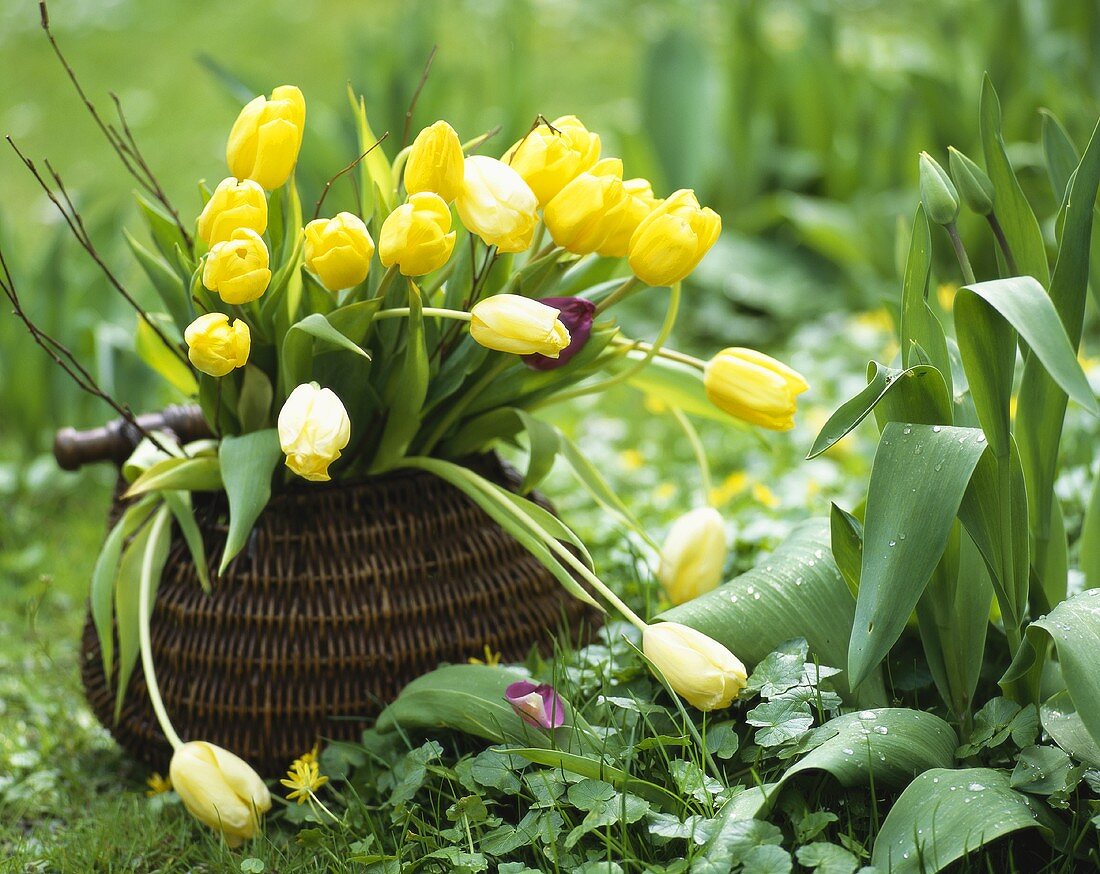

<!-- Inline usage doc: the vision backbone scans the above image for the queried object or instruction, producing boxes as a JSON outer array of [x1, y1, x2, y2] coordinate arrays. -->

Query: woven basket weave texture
[[80, 455, 596, 775]]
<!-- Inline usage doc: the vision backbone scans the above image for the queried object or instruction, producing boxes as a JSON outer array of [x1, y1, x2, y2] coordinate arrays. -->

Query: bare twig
[[312, 133, 390, 221], [7, 137, 190, 367], [504, 114, 560, 165], [38, 0, 193, 250], [402, 45, 438, 148], [0, 239, 171, 453]]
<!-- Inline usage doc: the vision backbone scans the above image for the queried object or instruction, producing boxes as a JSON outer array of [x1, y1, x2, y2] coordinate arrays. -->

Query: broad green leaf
[[1041, 690, 1100, 768], [659, 519, 884, 704], [954, 288, 1015, 457], [372, 285, 429, 471], [162, 491, 210, 592], [325, 298, 384, 346], [125, 455, 222, 498], [872, 767, 1052, 873], [347, 84, 393, 225], [829, 503, 862, 596], [782, 708, 956, 792], [1017, 116, 1100, 549], [1080, 475, 1100, 590], [236, 364, 273, 433], [136, 192, 191, 264], [134, 313, 197, 397], [980, 75, 1049, 285], [1003, 589, 1100, 750], [807, 363, 950, 459], [899, 205, 932, 371], [218, 429, 282, 573], [125, 229, 191, 329], [849, 425, 988, 689], [513, 409, 558, 495], [114, 506, 171, 721], [280, 312, 371, 398], [1040, 110, 1080, 207]]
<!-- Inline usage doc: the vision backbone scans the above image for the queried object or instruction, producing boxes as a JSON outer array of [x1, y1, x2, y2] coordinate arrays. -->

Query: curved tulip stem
[[946, 222, 977, 285], [594, 276, 641, 314], [670, 406, 712, 505], [372, 306, 472, 322], [609, 337, 705, 370], [138, 507, 183, 751]]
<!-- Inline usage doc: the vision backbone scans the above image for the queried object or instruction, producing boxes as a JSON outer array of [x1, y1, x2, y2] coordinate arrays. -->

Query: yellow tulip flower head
[[543, 158, 626, 255], [455, 156, 539, 253], [469, 294, 570, 357], [184, 313, 251, 378], [196, 177, 268, 247], [642, 621, 747, 710], [202, 228, 271, 305], [278, 382, 352, 482], [226, 85, 306, 190], [658, 507, 727, 605], [404, 120, 465, 203], [597, 177, 660, 258], [503, 115, 601, 205], [303, 212, 376, 292], [704, 347, 809, 431], [628, 189, 721, 286], [169, 741, 271, 848], [379, 192, 457, 276]]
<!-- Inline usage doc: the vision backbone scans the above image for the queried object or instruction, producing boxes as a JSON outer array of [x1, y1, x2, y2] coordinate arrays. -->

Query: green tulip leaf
[[124, 455, 223, 498], [872, 767, 1053, 873], [218, 429, 283, 573], [372, 285, 429, 471], [1041, 690, 1100, 768]]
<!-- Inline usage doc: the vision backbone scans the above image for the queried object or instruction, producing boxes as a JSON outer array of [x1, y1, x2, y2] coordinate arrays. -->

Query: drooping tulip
[[642, 622, 747, 711], [169, 741, 271, 848], [277, 383, 352, 482], [469, 294, 570, 357], [521, 296, 595, 371], [704, 348, 809, 431]]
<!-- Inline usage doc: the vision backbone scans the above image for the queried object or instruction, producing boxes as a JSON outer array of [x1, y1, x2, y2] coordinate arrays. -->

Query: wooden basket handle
[[53, 405, 213, 470]]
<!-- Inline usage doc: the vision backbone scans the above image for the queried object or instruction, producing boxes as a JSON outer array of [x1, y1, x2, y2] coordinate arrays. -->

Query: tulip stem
[[946, 222, 977, 286], [986, 212, 1019, 276], [137, 507, 184, 751], [594, 276, 641, 314], [670, 406, 712, 504], [609, 337, 705, 370], [373, 306, 472, 322]]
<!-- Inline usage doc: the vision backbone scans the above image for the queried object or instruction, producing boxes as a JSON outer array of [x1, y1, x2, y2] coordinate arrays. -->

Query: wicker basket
[[77, 451, 598, 776]]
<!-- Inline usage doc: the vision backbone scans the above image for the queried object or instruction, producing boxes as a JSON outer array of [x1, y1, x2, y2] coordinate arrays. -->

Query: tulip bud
[[202, 228, 271, 305], [521, 296, 595, 371], [642, 622, 747, 710], [277, 382, 352, 482], [379, 192, 457, 276], [658, 507, 727, 605], [918, 152, 960, 226], [303, 212, 376, 291], [704, 347, 808, 431], [226, 85, 306, 191], [628, 189, 721, 286], [169, 741, 271, 848], [405, 120, 465, 203], [504, 680, 566, 729], [196, 177, 268, 247], [543, 158, 626, 255], [597, 177, 660, 258], [469, 294, 570, 357], [455, 156, 540, 253], [503, 115, 601, 205], [947, 146, 995, 216], [184, 313, 251, 377]]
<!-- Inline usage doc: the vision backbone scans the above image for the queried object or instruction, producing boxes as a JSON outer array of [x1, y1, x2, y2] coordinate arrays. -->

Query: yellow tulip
[[628, 189, 721, 286], [642, 622, 747, 710], [184, 313, 251, 377], [277, 382, 352, 482], [469, 294, 570, 357], [202, 228, 271, 305], [303, 212, 376, 291], [503, 115, 601, 205], [597, 177, 660, 258], [226, 85, 306, 190], [455, 156, 539, 253], [196, 177, 268, 246], [543, 158, 626, 255], [704, 347, 809, 431], [169, 741, 271, 848], [379, 192, 457, 276], [404, 120, 464, 203], [658, 507, 727, 605]]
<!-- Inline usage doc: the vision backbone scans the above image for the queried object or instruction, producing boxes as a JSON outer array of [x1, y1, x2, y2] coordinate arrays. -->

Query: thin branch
[[7, 137, 190, 367], [38, 0, 192, 250], [402, 45, 438, 148], [461, 125, 502, 155], [313, 133, 390, 221], [504, 114, 561, 166], [0, 238, 170, 453]]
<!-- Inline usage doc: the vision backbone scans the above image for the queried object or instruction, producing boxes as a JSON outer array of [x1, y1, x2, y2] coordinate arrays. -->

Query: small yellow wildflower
[[468, 644, 502, 667], [644, 394, 667, 414], [146, 772, 172, 797], [937, 282, 958, 311], [619, 449, 645, 471], [655, 482, 676, 501], [280, 759, 329, 804], [709, 471, 749, 508], [752, 482, 780, 510], [298, 743, 320, 767]]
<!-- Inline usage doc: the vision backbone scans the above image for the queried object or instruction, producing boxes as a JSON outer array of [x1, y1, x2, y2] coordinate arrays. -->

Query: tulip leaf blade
[[658, 519, 884, 705], [279, 312, 371, 399], [871, 767, 1054, 873], [162, 490, 210, 593], [124, 455, 223, 498], [848, 424, 989, 690], [371, 285, 429, 471], [829, 502, 863, 596], [1041, 689, 1100, 768], [124, 229, 191, 331], [217, 428, 282, 574]]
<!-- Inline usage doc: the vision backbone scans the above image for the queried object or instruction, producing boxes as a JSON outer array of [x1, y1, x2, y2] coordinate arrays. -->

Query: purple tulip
[[504, 680, 566, 729], [522, 296, 596, 371]]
